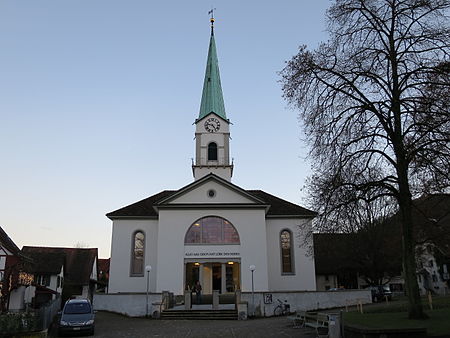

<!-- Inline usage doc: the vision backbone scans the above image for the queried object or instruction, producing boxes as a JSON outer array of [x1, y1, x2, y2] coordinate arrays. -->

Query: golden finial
[[208, 8, 216, 35]]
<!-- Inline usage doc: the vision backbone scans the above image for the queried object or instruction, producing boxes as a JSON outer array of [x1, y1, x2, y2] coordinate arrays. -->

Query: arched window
[[185, 217, 240, 244], [280, 229, 294, 274], [208, 142, 218, 161], [131, 231, 145, 276]]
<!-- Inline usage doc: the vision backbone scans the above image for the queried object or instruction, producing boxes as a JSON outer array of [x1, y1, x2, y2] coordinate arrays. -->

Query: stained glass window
[[185, 217, 240, 244], [280, 230, 294, 274], [131, 231, 145, 276]]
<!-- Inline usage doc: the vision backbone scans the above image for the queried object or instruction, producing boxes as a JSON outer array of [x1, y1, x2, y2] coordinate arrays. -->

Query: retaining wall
[[93, 293, 162, 317], [241, 289, 371, 317], [94, 289, 371, 318]]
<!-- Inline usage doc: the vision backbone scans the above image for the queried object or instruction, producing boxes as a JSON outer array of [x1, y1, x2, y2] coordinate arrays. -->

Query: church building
[[106, 18, 317, 297]]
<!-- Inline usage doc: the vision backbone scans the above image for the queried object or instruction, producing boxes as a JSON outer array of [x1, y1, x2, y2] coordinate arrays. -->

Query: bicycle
[[273, 299, 290, 316]]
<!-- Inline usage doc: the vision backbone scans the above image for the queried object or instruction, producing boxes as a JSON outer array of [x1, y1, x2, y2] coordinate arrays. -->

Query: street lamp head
[[249, 265, 256, 271], [145, 265, 152, 272]]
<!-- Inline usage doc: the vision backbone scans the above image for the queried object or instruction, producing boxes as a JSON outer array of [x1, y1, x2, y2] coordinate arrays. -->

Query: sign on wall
[[263, 293, 273, 304]]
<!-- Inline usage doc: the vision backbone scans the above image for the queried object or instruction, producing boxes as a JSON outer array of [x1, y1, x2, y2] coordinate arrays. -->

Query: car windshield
[[64, 302, 91, 314]]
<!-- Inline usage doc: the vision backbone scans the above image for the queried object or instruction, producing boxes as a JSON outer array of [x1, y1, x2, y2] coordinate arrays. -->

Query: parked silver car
[[58, 298, 95, 336]]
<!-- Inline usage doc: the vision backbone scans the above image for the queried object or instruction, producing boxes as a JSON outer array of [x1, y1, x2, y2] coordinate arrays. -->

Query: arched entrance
[[184, 216, 241, 294]]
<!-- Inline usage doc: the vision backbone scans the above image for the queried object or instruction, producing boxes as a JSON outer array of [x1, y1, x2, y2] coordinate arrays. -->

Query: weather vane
[[208, 8, 216, 34]]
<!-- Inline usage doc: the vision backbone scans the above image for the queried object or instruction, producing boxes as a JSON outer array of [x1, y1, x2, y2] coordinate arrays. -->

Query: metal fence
[[0, 296, 61, 334], [35, 296, 61, 331]]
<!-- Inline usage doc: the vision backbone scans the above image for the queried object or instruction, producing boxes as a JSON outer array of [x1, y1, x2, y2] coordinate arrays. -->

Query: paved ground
[[50, 311, 316, 337]]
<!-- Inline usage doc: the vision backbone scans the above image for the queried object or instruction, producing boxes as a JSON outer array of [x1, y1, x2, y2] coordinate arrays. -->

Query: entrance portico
[[185, 260, 241, 294]]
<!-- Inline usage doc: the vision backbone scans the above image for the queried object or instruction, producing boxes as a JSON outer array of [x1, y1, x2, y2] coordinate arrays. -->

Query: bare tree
[[281, 0, 450, 319]]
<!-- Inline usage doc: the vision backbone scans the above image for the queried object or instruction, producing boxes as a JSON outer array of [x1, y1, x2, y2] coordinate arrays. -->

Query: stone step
[[160, 310, 238, 320]]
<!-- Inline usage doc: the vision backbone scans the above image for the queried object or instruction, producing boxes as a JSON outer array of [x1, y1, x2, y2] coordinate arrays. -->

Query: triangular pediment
[[156, 174, 264, 205]]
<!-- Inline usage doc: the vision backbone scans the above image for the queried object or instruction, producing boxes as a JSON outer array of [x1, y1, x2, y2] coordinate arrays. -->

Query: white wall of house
[[316, 274, 339, 291], [0, 246, 12, 281], [48, 266, 64, 296], [108, 219, 159, 293], [417, 248, 448, 295], [8, 286, 26, 311], [0, 250, 7, 269], [266, 218, 316, 291], [91, 257, 98, 281]]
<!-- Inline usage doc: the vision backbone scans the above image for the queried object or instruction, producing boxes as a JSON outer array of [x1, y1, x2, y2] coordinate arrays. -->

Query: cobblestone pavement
[[50, 311, 316, 338]]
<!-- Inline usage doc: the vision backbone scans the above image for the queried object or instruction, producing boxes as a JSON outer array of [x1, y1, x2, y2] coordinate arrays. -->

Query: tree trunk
[[397, 166, 426, 319]]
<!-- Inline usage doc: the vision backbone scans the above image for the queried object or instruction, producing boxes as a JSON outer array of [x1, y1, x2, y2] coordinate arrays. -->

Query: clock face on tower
[[204, 117, 221, 133]]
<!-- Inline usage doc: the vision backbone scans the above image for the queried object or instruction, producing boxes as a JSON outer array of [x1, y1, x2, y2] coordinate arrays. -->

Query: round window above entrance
[[185, 216, 240, 244]]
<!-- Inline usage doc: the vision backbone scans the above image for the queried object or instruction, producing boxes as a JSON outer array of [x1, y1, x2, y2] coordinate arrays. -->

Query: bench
[[287, 310, 306, 328], [288, 311, 329, 337]]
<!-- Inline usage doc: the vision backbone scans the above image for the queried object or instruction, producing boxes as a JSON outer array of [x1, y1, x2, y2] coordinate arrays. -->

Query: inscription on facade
[[185, 252, 240, 257]]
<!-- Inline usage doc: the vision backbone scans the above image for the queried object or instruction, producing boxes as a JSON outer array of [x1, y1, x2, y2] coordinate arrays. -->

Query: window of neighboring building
[[185, 217, 240, 244], [131, 231, 145, 276], [208, 142, 218, 161], [36, 275, 50, 287], [57, 276, 64, 288], [280, 229, 294, 274]]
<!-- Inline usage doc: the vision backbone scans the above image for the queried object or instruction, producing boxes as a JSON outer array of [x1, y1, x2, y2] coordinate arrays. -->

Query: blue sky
[[0, 1, 330, 258]]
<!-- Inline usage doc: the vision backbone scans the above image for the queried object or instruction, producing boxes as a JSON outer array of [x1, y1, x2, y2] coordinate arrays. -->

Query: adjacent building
[[22, 247, 98, 303], [0, 226, 33, 312], [314, 194, 450, 295]]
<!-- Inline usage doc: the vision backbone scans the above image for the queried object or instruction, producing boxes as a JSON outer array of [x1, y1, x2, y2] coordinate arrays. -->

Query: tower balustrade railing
[[192, 157, 234, 166]]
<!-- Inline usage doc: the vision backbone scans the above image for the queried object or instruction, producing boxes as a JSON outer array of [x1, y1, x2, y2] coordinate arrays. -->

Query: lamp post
[[249, 265, 255, 316], [145, 265, 152, 317]]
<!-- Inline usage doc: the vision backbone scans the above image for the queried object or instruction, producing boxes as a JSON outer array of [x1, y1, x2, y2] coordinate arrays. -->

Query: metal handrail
[[159, 294, 169, 314]]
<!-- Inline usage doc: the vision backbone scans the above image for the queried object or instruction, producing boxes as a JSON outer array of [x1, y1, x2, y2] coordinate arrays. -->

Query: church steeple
[[198, 15, 226, 121], [192, 14, 233, 182]]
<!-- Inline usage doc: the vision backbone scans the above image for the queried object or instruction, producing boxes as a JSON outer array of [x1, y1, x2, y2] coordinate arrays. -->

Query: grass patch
[[343, 296, 450, 336]]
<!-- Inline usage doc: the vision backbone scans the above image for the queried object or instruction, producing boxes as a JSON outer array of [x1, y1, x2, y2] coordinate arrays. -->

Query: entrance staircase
[[160, 309, 238, 320]]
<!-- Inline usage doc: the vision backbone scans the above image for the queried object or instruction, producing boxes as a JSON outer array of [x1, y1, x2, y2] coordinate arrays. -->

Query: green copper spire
[[198, 16, 227, 120]]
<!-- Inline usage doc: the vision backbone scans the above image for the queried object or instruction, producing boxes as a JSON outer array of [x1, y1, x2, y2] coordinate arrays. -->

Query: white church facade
[[106, 19, 317, 302]]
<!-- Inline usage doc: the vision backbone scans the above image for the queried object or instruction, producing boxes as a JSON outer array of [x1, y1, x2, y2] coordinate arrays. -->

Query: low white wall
[[241, 289, 372, 317], [93, 293, 162, 317], [8, 286, 26, 311], [93, 289, 371, 317]]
